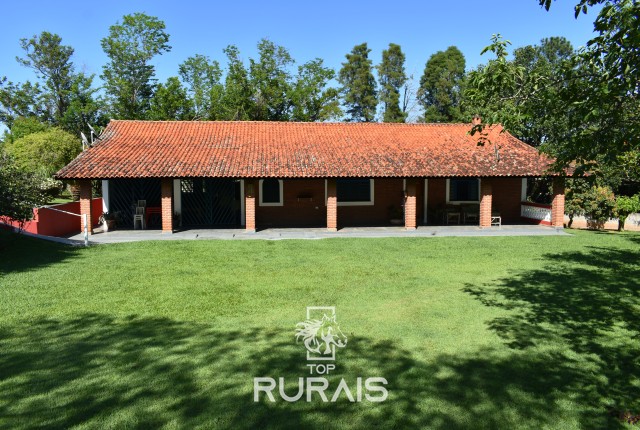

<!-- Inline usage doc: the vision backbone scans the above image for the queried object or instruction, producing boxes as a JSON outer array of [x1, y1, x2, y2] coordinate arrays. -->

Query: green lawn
[[0, 230, 639, 429]]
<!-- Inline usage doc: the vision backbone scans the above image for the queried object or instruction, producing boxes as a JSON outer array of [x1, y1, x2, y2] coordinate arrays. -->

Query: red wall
[[1, 198, 102, 237]]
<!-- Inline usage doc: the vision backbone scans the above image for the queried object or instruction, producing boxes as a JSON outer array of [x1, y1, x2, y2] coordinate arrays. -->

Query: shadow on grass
[[0, 231, 79, 275], [464, 243, 640, 428], [0, 313, 628, 429]]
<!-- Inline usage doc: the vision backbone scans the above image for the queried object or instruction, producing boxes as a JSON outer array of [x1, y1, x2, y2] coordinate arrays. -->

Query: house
[[55, 120, 566, 233]]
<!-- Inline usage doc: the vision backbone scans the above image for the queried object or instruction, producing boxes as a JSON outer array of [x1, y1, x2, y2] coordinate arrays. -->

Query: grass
[[0, 230, 639, 429]]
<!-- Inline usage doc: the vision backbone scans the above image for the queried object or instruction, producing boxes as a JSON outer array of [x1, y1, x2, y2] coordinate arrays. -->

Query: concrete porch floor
[[62, 225, 569, 245]]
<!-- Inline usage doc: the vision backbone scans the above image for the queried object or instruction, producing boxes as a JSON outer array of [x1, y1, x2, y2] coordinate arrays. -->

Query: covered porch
[[77, 176, 566, 234]]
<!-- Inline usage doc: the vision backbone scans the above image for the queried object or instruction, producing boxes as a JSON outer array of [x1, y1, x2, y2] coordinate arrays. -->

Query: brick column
[[245, 180, 256, 232], [479, 178, 492, 228], [161, 178, 173, 233], [551, 177, 565, 228], [327, 179, 337, 232], [79, 179, 93, 234], [404, 179, 417, 230]]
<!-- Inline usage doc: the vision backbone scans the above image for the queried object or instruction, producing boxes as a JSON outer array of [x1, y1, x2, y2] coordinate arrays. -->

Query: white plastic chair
[[133, 206, 145, 230]]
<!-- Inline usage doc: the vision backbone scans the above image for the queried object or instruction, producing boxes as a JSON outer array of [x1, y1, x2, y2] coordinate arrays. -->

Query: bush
[[565, 181, 616, 229], [0, 154, 47, 223], [5, 127, 81, 176], [615, 194, 640, 231]]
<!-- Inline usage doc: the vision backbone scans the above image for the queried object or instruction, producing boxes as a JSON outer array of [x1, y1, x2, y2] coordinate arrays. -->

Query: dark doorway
[[181, 179, 241, 227]]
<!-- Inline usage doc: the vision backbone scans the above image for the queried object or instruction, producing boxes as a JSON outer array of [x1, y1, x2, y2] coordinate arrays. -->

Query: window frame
[[446, 178, 481, 204], [325, 178, 375, 206], [259, 179, 284, 206]]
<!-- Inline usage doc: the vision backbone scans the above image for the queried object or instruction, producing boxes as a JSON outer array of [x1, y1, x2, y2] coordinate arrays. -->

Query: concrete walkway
[[64, 225, 569, 244]]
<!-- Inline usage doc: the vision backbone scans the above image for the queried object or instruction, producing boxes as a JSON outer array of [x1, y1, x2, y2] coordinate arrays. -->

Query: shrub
[[615, 194, 640, 231]]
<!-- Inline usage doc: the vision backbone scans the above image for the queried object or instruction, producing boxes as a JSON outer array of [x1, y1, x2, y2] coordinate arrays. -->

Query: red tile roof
[[55, 120, 559, 179]]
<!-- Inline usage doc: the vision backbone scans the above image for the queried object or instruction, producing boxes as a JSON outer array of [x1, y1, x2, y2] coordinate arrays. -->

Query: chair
[[462, 204, 480, 224], [133, 206, 145, 230], [445, 205, 461, 225], [491, 211, 501, 227], [137, 200, 146, 208]]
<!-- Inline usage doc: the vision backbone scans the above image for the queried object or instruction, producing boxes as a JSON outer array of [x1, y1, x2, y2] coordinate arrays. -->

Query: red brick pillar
[[551, 177, 565, 228], [404, 179, 417, 230], [245, 180, 256, 232], [479, 178, 492, 228], [79, 179, 93, 234], [161, 178, 173, 233], [327, 179, 337, 231]]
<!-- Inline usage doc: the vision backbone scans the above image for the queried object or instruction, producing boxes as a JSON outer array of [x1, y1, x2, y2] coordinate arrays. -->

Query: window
[[336, 178, 374, 206], [448, 178, 480, 202], [259, 179, 283, 206]]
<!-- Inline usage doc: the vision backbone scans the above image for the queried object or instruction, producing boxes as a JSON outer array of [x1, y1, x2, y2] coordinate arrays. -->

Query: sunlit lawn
[[0, 230, 638, 429]]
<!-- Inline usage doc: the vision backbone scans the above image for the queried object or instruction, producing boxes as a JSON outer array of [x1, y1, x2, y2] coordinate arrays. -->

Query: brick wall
[[256, 179, 326, 227], [338, 178, 404, 227], [491, 177, 523, 222], [79, 179, 93, 234], [404, 179, 417, 229], [326, 179, 337, 231], [245, 180, 256, 231], [552, 177, 565, 228], [479, 179, 493, 227], [161, 178, 173, 233]]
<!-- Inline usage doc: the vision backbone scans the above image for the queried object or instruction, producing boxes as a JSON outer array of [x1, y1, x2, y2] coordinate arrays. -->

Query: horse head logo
[[295, 312, 348, 359]]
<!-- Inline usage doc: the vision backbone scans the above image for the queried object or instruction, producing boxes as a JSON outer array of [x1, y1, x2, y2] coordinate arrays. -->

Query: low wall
[[564, 213, 640, 231], [1, 198, 102, 237]]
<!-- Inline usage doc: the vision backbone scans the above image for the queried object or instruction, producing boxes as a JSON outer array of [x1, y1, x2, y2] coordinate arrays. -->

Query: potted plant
[[101, 211, 117, 232], [388, 205, 404, 225]]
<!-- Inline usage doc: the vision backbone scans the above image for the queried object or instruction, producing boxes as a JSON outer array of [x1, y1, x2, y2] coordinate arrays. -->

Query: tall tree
[[0, 79, 46, 128], [179, 54, 223, 120], [220, 45, 252, 120], [16, 31, 75, 123], [148, 77, 194, 120], [418, 46, 466, 122], [377, 43, 408, 123], [101, 13, 171, 119], [249, 39, 294, 121], [290, 59, 341, 122], [338, 43, 378, 122]]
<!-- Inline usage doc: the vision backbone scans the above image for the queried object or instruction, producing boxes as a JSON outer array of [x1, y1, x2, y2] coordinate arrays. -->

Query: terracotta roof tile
[[55, 120, 559, 179]]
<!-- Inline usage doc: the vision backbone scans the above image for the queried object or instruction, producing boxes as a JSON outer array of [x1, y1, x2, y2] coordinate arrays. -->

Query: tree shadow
[[0, 312, 630, 429], [464, 244, 640, 428], [0, 231, 79, 275]]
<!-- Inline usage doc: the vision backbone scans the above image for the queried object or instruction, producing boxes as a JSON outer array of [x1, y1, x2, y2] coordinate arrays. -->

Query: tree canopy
[[338, 43, 378, 122], [418, 46, 466, 122]]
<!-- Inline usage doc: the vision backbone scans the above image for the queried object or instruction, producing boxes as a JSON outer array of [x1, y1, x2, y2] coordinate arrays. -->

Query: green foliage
[[17, 31, 74, 123], [148, 77, 194, 120], [377, 43, 407, 123], [565, 180, 616, 226], [339, 43, 378, 122], [220, 45, 253, 120], [0, 78, 46, 128], [290, 59, 341, 122], [615, 194, 640, 230], [101, 13, 171, 119], [5, 128, 80, 176], [7, 116, 49, 142], [178, 54, 223, 119], [418, 46, 466, 122], [0, 153, 47, 221], [249, 39, 294, 121]]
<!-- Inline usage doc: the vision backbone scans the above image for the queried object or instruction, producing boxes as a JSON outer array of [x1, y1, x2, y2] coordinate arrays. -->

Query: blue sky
[[1, 1, 599, 99]]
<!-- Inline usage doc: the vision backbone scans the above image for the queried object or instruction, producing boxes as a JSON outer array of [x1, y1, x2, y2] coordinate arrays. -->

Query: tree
[[338, 43, 378, 122], [220, 45, 253, 120], [179, 54, 223, 120], [418, 46, 466, 122], [249, 39, 294, 121], [101, 13, 171, 119], [0, 154, 47, 222], [0, 78, 46, 129], [5, 128, 81, 176], [148, 77, 194, 120], [377, 43, 407, 123], [16, 31, 74, 123], [290, 59, 341, 122]]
